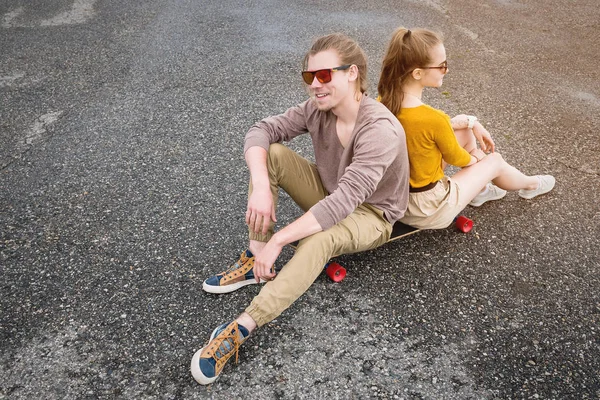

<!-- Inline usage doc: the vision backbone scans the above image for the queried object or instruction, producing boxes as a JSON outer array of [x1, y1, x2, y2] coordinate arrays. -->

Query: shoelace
[[223, 253, 249, 275], [209, 326, 242, 364]]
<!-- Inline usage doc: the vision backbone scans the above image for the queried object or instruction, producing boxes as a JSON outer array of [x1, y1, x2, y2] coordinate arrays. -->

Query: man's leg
[[245, 203, 392, 327], [192, 204, 392, 384], [192, 144, 335, 384], [249, 142, 328, 242], [203, 143, 327, 294], [191, 205, 392, 385]]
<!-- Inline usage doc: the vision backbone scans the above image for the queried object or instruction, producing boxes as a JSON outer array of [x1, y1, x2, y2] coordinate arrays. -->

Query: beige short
[[399, 176, 467, 229]]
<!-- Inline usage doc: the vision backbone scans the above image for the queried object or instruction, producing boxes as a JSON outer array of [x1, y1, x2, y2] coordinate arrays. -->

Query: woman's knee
[[484, 151, 505, 166], [472, 152, 505, 177]]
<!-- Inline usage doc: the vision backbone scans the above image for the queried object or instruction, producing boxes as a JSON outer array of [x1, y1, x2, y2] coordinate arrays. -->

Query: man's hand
[[472, 122, 496, 153], [246, 187, 277, 235], [253, 239, 282, 282]]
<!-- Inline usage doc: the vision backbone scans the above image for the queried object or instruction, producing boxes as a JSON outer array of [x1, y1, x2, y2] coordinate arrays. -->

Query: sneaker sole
[[469, 200, 486, 207], [190, 325, 222, 385], [202, 278, 266, 294]]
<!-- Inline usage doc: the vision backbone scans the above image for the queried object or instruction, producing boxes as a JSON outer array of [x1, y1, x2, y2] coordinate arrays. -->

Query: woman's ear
[[411, 68, 422, 81]]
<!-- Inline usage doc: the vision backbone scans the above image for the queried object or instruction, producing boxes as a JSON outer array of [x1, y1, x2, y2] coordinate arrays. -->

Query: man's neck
[[332, 91, 362, 125]]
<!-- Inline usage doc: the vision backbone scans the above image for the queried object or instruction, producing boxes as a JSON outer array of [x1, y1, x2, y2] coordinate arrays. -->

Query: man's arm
[[246, 143, 323, 281], [252, 211, 322, 281], [245, 146, 276, 235]]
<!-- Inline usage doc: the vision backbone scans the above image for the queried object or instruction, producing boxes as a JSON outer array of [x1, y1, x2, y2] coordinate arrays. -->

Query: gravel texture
[[1, 0, 599, 399]]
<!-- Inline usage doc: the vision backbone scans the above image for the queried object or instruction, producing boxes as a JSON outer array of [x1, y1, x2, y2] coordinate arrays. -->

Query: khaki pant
[[245, 144, 392, 327]]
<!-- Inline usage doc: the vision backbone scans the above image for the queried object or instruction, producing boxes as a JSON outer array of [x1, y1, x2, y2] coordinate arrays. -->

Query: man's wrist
[[269, 232, 287, 248], [251, 178, 271, 191]]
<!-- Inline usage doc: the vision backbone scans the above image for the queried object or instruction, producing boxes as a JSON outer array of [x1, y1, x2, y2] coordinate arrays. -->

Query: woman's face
[[420, 43, 448, 88]]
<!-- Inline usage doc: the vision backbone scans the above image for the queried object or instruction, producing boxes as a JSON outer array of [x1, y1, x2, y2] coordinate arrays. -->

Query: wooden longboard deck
[[389, 221, 421, 242], [289, 221, 421, 249], [285, 221, 424, 280]]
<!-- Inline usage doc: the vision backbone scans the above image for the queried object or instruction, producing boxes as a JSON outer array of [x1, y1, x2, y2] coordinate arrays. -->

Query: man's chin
[[311, 97, 332, 111]]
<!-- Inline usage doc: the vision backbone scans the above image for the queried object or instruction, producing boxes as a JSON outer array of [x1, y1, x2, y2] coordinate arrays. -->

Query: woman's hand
[[472, 122, 496, 153]]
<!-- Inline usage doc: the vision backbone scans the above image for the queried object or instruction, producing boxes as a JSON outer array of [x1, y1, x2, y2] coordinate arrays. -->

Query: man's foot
[[202, 250, 264, 294], [518, 175, 556, 199], [190, 321, 249, 385], [469, 183, 507, 207]]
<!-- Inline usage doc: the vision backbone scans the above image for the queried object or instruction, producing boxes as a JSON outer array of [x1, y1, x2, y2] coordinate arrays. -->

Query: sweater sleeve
[[434, 113, 472, 167], [244, 101, 311, 153]]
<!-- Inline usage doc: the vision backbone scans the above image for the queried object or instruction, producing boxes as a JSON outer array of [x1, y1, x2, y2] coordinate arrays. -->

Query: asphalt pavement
[[1, 0, 599, 399]]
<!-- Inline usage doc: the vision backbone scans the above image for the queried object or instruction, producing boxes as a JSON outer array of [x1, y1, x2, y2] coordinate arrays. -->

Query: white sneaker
[[518, 175, 556, 199], [469, 183, 507, 207]]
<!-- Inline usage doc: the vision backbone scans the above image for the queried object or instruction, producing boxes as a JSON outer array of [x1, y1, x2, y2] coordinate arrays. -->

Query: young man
[[191, 33, 410, 385]]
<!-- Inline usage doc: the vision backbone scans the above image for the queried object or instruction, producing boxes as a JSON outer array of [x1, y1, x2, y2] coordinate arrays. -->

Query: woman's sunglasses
[[301, 64, 351, 85], [419, 61, 448, 74]]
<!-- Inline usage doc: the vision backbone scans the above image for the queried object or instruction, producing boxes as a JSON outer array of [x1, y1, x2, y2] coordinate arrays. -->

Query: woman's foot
[[469, 183, 507, 207], [518, 175, 556, 199]]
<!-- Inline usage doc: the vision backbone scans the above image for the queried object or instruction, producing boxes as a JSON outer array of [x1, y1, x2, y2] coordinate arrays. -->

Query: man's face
[[305, 50, 352, 112]]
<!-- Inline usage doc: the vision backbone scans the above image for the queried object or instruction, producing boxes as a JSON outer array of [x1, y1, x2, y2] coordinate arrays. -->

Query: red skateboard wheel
[[325, 262, 346, 282], [455, 215, 473, 233]]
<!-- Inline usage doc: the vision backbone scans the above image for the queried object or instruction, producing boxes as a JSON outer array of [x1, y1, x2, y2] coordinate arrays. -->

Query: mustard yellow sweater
[[397, 105, 471, 188]]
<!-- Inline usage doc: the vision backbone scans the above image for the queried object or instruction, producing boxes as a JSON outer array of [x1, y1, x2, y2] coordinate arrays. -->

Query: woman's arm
[[450, 114, 471, 130], [451, 114, 496, 153]]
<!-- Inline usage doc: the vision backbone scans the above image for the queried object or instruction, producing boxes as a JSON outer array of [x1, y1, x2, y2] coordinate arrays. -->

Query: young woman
[[378, 27, 555, 229]]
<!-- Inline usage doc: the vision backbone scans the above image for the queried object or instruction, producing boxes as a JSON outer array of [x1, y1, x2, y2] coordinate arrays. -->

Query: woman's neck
[[400, 80, 424, 107], [402, 91, 422, 101], [401, 88, 424, 108]]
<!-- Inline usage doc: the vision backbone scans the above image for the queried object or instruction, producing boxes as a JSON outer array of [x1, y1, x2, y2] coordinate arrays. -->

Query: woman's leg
[[451, 152, 539, 206]]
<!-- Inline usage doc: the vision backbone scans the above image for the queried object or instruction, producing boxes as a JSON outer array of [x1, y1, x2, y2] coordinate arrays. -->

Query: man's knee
[[266, 143, 291, 172], [267, 143, 288, 160]]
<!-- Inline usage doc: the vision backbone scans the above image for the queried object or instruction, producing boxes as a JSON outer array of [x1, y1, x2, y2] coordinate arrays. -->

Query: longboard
[[288, 216, 473, 282]]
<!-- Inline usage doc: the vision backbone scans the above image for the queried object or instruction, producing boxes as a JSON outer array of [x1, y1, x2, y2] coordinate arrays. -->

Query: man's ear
[[348, 64, 359, 82]]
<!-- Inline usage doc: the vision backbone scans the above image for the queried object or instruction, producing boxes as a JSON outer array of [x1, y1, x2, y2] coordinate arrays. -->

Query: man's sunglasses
[[419, 61, 448, 74], [301, 64, 351, 85]]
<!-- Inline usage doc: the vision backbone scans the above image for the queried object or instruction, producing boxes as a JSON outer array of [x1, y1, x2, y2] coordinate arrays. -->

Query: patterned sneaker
[[469, 183, 507, 207], [202, 250, 265, 294], [518, 175, 556, 199], [190, 321, 249, 385]]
